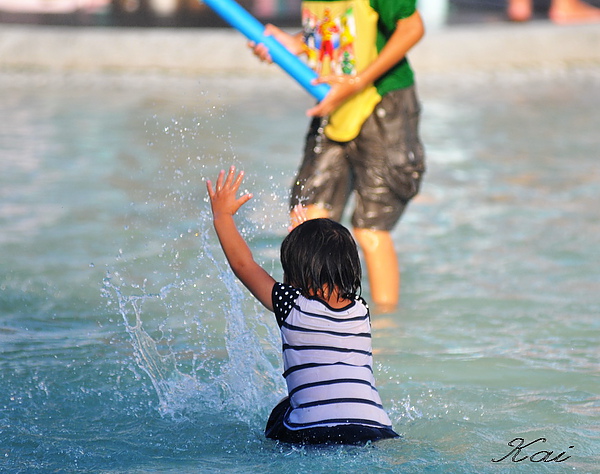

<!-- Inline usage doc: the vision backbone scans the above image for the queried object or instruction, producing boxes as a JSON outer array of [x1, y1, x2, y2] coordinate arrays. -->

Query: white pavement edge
[[0, 22, 599, 76]]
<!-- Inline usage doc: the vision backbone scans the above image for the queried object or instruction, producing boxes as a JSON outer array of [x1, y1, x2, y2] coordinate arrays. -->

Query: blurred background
[[1, 0, 599, 472], [2, 0, 600, 28]]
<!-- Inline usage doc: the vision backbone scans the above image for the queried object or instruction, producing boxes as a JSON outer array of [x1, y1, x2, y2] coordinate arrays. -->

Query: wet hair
[[280, 218, 362, 301]]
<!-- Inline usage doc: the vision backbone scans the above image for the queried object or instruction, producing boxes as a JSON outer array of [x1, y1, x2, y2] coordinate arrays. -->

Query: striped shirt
[[272, 282, 394, 432]]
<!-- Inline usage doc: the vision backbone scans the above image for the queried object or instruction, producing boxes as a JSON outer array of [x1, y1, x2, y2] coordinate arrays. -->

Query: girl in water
[[206, 166, 398, 444]]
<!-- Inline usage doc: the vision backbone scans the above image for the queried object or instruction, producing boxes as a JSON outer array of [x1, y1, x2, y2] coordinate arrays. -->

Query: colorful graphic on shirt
[[302, 7, 357, 76], [301, 0, 381, 142]]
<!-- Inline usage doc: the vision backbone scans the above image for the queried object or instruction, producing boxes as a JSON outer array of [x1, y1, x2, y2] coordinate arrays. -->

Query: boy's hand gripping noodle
[[200, 0, 330, 102]]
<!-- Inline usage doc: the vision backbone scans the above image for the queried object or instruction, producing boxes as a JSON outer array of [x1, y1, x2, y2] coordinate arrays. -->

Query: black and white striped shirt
[[272, 282, 394, 431]]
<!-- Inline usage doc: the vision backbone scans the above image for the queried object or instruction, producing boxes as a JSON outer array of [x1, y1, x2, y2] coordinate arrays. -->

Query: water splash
[[103, 229, 285, 425], [102, 100, 288, 427], [194, 226, 285, 423], [104, 279, 206, 417]]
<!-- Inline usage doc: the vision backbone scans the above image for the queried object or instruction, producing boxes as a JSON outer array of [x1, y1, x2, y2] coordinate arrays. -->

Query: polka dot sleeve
[[272, 282, 301, 327]]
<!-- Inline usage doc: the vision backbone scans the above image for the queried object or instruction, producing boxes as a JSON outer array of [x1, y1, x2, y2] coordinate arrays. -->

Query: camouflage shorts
[[290, 86, 425, 231]]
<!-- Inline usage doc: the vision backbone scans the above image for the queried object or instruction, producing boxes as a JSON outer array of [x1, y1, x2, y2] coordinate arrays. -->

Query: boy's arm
[[207, 167, 276, 312], [307, 10, 425, 117]]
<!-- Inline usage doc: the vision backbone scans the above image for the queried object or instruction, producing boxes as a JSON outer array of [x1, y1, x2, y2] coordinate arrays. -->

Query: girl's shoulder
[[272, 282, 302, 324]]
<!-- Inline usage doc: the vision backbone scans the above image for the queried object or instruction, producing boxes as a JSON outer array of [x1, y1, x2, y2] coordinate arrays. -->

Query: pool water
[[1, 70, 599, 473]]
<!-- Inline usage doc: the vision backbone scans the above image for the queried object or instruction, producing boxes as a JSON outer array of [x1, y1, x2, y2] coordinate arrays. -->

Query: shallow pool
[[1, 70, 599, 473]]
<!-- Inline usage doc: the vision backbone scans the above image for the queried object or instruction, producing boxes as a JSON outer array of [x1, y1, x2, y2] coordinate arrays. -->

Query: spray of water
[[102, 204, 285, 429], [101, 100, 291, 429], [103, 232, 285, 425], [104, 279, 206, 416]]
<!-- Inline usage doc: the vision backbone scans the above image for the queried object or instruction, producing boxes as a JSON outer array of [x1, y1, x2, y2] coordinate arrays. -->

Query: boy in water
[[250, 1, 426, 312], [207, 166, 398, 444]]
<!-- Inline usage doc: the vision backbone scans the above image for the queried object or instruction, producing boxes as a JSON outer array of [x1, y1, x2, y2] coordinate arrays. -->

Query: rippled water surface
[[1, 70, 599, 473]]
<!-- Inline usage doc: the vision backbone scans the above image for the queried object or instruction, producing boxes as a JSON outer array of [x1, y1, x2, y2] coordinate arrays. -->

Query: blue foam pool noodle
[[201, 0, 330, 102]]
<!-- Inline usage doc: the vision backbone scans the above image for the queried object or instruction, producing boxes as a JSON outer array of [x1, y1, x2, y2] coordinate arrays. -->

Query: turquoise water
[[1, 71, 599, 473]]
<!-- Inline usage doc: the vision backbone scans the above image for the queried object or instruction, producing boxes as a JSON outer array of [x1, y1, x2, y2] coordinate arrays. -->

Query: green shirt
[[370, 0, 416, 95]]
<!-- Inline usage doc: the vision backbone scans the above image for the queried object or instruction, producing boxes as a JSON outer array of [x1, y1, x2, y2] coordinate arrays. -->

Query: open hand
[[206, 166, 252, 217]]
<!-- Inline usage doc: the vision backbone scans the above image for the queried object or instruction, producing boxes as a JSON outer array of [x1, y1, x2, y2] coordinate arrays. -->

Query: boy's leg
[[290, 118, 351, 222], [507, 0, 532, 21], [353, 228, 399, 313], [549, 0, 600, 23], [288, 204, 330, 230], [304, 204, 331, 220], [507, 0, 533, 21], [349, 87, 425, 312]]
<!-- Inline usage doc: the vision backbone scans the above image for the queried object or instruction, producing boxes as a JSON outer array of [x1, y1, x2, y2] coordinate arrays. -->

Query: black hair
[[280, 218, 362, 301]]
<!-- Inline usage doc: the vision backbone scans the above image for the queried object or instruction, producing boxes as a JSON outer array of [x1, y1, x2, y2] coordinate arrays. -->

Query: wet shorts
[[290, 86, 425, 231], [265, 397, 399, 445]]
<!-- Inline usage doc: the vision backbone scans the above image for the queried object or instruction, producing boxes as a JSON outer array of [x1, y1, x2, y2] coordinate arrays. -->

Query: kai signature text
[[492, 437, 574, 463]]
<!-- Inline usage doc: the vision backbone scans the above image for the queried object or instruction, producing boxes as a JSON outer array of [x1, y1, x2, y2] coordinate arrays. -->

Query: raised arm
[[206, 166, 276, 311]]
